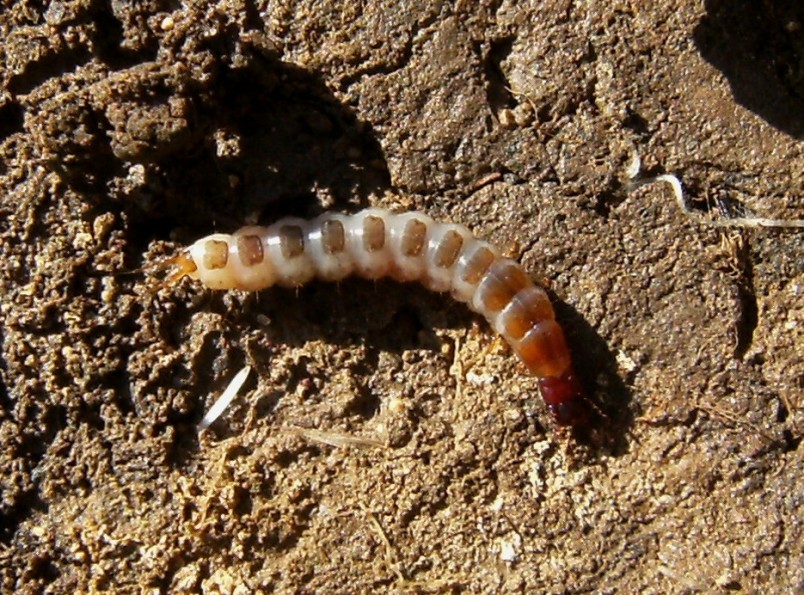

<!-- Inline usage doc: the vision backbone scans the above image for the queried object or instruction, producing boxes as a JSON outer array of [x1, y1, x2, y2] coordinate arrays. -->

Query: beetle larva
[[167, 208, 589, 426]]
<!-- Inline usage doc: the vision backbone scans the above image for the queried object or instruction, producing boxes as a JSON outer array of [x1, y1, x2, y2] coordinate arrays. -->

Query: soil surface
[[1, 1, 802, 593]]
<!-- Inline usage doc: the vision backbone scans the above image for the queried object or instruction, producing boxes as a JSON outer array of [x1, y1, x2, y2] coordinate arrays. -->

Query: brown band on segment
[[496, 287, 554, 340], [473, 260, 531, 312], [433, 230, 464, 268], [279, 225, 305, 259], [237, 234, 264, 266], [321, 219, 345, 254], [363, 215, 386, 252], [401, 219, 427, 256], [203, 239, 229, 270], [515, 319, 571, 378], [460, 246, 495, 284]]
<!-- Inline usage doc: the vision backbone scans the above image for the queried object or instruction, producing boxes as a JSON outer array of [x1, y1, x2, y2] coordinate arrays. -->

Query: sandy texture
[[1, 1, 802, 592]]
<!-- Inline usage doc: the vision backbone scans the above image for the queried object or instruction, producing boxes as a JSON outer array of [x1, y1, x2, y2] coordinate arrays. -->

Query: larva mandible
[[166, 208, 589, 426]]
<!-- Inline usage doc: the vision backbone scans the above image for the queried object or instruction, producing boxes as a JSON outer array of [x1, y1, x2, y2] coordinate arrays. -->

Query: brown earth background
[[1, 1, 802, 593]]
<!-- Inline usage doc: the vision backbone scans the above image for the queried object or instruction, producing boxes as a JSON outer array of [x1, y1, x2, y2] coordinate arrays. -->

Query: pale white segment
[[422, 222, 474, 293], [226, 225, 277, 291], [305, 213, 355, 281], [188, 233, 239, 290], [386, 211, 434, 282], [450, 239, 500, 305], [343, 208, 394, 279], [492, 285, 554, 338], [263, 217, 316, 287]]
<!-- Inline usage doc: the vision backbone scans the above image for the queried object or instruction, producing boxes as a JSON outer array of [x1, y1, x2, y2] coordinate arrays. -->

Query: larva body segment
[[386, 211, 435, 282], [178, 208, 588, 426], [306, 212, 353, 282], [187, 233, 243, 290], [230, 226, 275, 290], [342, 208, 394, 279]]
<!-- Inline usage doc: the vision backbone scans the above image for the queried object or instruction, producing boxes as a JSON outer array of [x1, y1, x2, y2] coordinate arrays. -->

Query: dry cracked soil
[[0, 1, 802, 593]]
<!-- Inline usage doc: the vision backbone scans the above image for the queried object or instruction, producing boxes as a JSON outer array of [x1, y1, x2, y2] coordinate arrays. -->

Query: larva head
[[161, 251, 198, 286], [538, 369, 589, 427]]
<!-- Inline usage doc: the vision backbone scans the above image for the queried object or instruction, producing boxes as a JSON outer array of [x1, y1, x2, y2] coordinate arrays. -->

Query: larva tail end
[[538, 370, 590, 427], [548, 399, 590, 427]]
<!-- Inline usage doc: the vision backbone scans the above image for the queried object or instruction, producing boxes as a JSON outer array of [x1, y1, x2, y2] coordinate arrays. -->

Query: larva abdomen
[[176, 208, 588, 426]]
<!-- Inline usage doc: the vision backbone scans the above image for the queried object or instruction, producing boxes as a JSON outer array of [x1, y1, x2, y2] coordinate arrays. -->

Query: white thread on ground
[[655, 173, 687, 213], [625, 151, 642, 180], [622, 150, 804, 230], [198, 366, 252, 431], [654, 174, 804, 228]]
